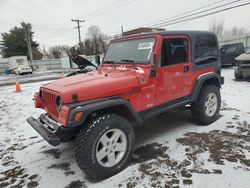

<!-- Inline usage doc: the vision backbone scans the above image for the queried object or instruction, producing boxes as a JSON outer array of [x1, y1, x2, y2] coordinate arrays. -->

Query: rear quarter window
[[195, 34, 218, 65]]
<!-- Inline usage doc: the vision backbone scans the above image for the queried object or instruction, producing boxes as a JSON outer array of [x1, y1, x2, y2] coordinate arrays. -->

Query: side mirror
[[220, 48, 226, 54], [95, 55, 101, 66]]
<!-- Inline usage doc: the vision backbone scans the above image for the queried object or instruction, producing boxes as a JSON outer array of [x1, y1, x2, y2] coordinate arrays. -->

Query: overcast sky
[[0, 0, 250, 49]]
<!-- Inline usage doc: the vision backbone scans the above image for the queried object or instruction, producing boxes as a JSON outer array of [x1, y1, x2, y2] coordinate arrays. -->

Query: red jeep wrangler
[[27, 31, 224, 179]]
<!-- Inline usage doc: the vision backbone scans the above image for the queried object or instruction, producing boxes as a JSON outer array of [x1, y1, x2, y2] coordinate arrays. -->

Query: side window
[[226, 44, 238, 54], [237, 43, 244, 51], [161, 38, 188, 67], [221, 43, 244, 54], [195, 34, 218, 65]]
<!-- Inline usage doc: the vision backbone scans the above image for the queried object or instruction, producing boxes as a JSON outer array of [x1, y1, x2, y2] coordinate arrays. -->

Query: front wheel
[[74, 113, 134, 179], [191, 85, 221, 125]]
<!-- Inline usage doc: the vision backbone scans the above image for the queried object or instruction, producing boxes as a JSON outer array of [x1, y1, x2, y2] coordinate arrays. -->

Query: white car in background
[[15, 65, 33, 75]]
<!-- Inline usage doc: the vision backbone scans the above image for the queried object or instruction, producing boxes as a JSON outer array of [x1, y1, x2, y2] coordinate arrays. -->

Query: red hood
[[41, 68, 142, 103]]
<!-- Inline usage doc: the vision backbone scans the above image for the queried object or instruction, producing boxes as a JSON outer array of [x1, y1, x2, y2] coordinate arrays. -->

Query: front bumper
[[27, 114, 79, 146], [27, 114, 61, 146]]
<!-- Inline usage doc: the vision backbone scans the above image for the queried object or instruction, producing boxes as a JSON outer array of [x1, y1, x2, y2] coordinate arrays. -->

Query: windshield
[[104, 37, 155, 64]]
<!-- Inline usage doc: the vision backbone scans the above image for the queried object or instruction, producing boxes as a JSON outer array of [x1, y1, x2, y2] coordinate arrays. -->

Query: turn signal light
[[75, 112, 83, 122], [58, 105, 70, 126]]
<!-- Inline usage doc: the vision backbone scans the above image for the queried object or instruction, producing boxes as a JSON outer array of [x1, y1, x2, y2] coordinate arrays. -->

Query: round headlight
[[56, 96, 63, 111]]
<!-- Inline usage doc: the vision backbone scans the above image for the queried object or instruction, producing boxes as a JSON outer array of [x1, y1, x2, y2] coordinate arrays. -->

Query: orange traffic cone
[[15, 81, 22, 92]]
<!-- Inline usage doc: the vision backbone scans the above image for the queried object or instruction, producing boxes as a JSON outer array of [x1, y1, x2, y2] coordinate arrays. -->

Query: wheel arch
[[68, 98, 142, 127], [191, 73, 222, 102]]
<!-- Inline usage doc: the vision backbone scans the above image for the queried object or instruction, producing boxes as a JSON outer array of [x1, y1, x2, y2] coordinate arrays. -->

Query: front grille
[[42, 90, 58, 118]]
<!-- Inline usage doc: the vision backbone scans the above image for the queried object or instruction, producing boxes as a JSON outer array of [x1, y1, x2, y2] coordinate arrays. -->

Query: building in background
[[0, 58, 9, 74]]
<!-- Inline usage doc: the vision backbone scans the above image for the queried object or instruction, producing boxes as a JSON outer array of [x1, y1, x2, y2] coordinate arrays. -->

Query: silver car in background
[[235, 51, 250, 79]]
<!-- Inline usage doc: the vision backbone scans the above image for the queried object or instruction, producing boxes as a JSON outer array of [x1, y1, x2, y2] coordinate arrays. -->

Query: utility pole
[[121, 26, 124, 37], [71, 19, 85, 54], [246, 36, 249, 51], [24, 25, 33, 69]]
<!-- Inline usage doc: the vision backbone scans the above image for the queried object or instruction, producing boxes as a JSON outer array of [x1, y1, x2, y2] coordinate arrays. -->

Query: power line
[[85, 0, 138, 20], [37, 24, 74, 42], [37, 0, 135, 43], [79, 0, 128, 18], [155, 1, 250, 28], [106, 0, 230, 36], [40, 37, 78, 43], [147, 0, 241, 28], [107, 0, 247, 36], [140, 0, 225, 28]]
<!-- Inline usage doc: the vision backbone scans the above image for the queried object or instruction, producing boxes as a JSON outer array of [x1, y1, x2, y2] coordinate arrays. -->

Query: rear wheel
[[74, 113, 134, 179], [191, 85, 221, 125], [234, 68, 243, 79]]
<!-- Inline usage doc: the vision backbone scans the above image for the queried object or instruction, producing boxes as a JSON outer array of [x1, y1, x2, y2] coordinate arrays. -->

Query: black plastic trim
[[27, 114, 61, 146], [67, 98, 142, 127], [27, 114, 79, 146], [191, 73, 223, 102], [139, 95, 191, 119]]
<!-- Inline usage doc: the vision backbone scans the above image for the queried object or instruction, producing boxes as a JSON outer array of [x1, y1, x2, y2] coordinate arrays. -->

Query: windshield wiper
[[121, 59, 137, 70], [103, 60, 116, 70]]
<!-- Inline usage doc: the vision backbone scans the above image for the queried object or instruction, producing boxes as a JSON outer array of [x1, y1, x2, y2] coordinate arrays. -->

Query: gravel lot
[[0, 67, 249, 188]]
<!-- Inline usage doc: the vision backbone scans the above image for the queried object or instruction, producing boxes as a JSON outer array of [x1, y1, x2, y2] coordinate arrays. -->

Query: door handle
[[183, 65, 189, 73]]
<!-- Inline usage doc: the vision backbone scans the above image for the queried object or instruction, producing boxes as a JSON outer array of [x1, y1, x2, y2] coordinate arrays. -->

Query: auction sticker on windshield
[[138, 42, 154, 50]]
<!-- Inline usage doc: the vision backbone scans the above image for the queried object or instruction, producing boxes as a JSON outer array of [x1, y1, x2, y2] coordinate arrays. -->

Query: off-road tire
[[74, 113, 134, 180], [191, 84, 221, 125]]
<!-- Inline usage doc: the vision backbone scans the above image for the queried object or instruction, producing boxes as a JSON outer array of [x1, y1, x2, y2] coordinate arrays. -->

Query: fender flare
[[67, 98, 142, 127], [191, 73, 222, 102]]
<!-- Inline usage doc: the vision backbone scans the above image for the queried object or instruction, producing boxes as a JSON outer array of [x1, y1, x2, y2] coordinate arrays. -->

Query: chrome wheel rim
[[205, 93, 218, 117], [96, 129, 127, 168]]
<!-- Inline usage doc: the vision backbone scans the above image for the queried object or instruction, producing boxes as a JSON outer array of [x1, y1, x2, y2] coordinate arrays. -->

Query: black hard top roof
[[112, 30, 216, 41]]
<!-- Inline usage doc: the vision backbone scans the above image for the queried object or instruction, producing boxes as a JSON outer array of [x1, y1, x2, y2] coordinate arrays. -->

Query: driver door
[[156, 36, 192, 104]]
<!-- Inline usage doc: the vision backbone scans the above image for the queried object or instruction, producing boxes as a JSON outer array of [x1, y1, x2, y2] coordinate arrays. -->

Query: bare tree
[[86, 25, 107, 55], [48, 45, 70, 59], [61, 45, 71, 56], [208, 18, 225, 38], [44, 26, 108, 57], [32, 48, 43, 60], [230, 27, 248, 38], [69, 46, 81, 55], [222, 26, 250, 40], [231, 27, 238, 37], [83, 39, 93, 56]]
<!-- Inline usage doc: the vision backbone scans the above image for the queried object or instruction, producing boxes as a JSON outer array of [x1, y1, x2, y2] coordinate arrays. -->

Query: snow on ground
[[0, 69, 76, 86], [0, 67, 250, 188]]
